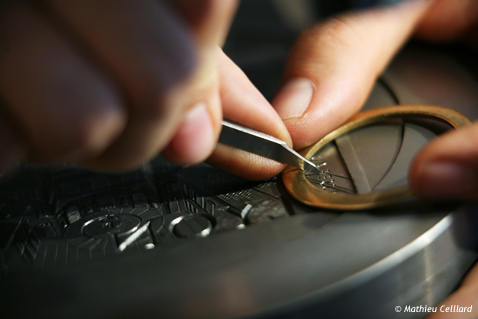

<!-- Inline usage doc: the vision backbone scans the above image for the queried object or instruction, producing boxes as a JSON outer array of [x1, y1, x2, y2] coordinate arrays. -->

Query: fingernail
[[417, 162, 476, 198], [173, 102, 215, 163], [273, 78, 314, 119]]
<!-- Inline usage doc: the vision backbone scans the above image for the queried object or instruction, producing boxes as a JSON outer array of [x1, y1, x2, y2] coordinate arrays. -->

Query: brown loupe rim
[[281, 105, 471, 210]]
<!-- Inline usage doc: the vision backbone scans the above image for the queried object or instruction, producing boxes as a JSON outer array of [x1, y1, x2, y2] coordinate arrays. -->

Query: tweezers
[[219, 120, 321, 174]]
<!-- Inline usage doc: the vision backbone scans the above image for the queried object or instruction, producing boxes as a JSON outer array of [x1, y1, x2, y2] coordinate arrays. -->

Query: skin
[[1, 0, 478, 314], [0, 0, 290, 180], [269, 0, 478, 316]]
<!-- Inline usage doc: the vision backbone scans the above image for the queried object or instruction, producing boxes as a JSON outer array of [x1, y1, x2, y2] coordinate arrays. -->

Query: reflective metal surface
[[220, 120, 321, 174]]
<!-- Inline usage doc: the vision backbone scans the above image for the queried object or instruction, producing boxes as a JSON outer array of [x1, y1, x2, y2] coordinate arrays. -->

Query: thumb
[[272, 0, 431, 150]]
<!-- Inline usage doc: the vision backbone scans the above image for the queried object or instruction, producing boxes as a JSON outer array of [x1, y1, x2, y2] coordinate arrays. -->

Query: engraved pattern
[[0, 158, 293, 273]]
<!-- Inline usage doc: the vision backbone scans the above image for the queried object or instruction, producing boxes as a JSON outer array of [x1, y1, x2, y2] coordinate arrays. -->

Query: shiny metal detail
[[220, 120, 321, 174], [118, 221, 151, 252], [170, 215, 212, 238]]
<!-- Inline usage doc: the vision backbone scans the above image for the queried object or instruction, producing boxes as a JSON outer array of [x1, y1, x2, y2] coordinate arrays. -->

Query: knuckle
[[304, 16, 363, 50]]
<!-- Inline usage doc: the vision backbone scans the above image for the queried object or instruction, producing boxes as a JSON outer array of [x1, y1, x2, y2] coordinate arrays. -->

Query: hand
[[0, 0, 291, 180], [165, 48, 292, 180], [269, 0, 478, 316], [0, 0, 231, 171], [271, 0, 478, 197]]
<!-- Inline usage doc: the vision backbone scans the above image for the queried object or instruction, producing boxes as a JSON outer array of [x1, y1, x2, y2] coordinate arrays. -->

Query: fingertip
[[162, 102, 216, 166], [409, 125, 478, 200]]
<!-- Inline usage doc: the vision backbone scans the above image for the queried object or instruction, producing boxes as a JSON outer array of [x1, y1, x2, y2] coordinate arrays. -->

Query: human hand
[[271, 0, 478, 198], [164, 48, 292, 180], [0, 0, 291, 180], [270, 0, 478, 316]]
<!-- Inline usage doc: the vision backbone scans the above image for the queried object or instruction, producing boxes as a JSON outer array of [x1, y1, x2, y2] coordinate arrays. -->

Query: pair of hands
[[2, 0, 477, 196], [1, 0, 478, 316]]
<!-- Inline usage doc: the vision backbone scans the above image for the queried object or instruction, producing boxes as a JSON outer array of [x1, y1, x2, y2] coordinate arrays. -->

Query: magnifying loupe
[[282, 105, 471, 210]]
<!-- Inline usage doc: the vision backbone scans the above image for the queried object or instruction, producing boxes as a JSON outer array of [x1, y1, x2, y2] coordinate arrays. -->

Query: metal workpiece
[[282, 105, 471, 210], [1, 45, 478, 319], [220, 120, 321, 174], [1, 199, 477, 319]]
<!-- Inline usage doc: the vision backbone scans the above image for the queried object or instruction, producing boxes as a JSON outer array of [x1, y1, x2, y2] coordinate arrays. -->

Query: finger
[[272, 0, 431, 150], [45, 0, 196, 170], [160, 0, 240, 166], [0, 1, 126, 164], [409, 122, 478, 199], [161, 0, 238, 165], [206, 49, 292, 180], [161, 93, 219, 166], [426, 262, 478, 319], [46, 0, 236, 170]]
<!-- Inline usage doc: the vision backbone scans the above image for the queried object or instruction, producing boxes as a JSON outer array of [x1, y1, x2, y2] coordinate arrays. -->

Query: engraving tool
[[219, 120, 322, 174]]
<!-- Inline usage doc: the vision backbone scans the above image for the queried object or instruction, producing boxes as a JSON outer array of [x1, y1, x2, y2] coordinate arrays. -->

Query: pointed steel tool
[[219, 120, 321, 174]]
